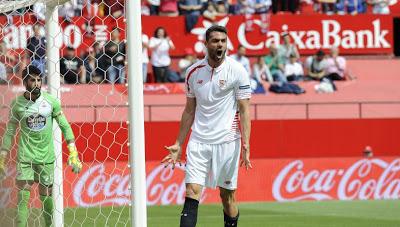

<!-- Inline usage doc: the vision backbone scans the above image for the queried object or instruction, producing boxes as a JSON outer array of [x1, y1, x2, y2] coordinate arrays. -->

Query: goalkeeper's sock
[[17, 190, 30, 227], [40, 195, 54, 227], [180, 197, 199, 227], [224, 210, 239, 227]]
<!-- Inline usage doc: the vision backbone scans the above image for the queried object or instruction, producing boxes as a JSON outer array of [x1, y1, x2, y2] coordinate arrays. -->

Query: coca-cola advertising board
[[1, 157, 399, 208], [0, 14, 393, 56]]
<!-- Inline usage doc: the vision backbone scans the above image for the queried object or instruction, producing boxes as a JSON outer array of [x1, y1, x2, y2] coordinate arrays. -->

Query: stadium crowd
[[0, 0, 394, 86]]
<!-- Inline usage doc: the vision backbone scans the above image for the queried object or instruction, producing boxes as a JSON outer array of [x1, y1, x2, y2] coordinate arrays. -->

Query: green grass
[[2, 200, 400, 226]]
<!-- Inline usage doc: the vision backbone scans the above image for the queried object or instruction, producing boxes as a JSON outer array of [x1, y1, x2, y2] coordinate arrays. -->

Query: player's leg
[[16, 162, 34, 227], [16, 180, 33, 227], [180, 183, 202, 227], [214, 139, 241, 227], [219, 188, 239, 227], [181, 142, 211, 227], [35, 163, 54, 227]]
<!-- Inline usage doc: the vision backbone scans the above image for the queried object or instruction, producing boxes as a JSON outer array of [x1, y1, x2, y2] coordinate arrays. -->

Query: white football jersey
[[185, 56, 251, 144]]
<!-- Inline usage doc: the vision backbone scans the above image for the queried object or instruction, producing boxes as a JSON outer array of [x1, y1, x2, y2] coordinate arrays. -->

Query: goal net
[[0, 0, 134, 226]]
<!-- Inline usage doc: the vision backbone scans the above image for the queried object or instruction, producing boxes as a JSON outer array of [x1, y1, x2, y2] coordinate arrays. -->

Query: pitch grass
[[1, 200, 399, 226]]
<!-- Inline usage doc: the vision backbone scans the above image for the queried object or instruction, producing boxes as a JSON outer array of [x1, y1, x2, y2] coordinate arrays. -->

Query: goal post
[[45, 2, 63, 226], [126, 0, 148, 226]]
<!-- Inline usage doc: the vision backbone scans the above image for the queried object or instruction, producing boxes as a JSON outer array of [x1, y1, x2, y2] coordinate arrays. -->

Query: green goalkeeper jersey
[[1, 91, 75, 164]]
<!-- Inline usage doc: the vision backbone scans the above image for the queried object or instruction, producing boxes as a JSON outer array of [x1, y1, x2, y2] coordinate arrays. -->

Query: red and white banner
[[0, 15, 393, 56], [142, 15, 393, 56], [1, 157, 399, 208]]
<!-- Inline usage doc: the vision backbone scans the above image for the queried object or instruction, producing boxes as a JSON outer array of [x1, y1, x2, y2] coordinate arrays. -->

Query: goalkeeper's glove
[[0, 150, 7, 180], [67, 143, 82, 174]]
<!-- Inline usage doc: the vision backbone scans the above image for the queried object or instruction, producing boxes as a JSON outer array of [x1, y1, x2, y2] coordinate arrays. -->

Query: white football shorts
[[185, 139, 241, 190]]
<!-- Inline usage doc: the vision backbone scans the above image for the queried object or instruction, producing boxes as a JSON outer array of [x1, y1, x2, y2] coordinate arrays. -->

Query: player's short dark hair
[[22, 65, 42, 81], [205, 25, 227, 42]]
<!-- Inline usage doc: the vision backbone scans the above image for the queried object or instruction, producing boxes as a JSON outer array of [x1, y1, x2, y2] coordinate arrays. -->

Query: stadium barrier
[[1, 157, 399, 208], [0, 14, 394, 56]]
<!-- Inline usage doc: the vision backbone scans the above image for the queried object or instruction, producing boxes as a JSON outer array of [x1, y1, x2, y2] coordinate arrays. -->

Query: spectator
[[149, 27, 175, 83], [92, 42, 103, 57], [278, 31, 299, 64], [305, 49, 326, 80], [83, 49, 103, 83], [142, 34, 150, 82], [178, 0, 203, 15], [215, 0, 229, 15], [235, 0, 255, 15], [320, 0, 336, 14], [264, 44, 287, 82], [203, 1, 219, 21], [0, 41, 18, 82], [252, 55, 272, 82], [368, 0, 390, 14], [178, 48, 198, 81], [284, 54, 304, 81], [230, 45, 251, 75], [179, 0, 203, 32], [336, 0, 366, 14], [251, 0, 272, 14], [255, 0, 271, 33], [102, 0, 125, 18], [142, 0, 151, 15], [148, 0, 161, 15], [272, 0, 300, 14], [58, 2, 75, 21], [60, 46, 85, 84], [104, 28, 126, 83], [159, 0, 179, 16], [323, 46, 346, 81], [27, 24, 46, 79]]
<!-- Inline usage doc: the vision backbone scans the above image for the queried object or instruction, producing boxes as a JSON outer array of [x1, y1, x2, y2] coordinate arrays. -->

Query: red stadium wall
[[61, 119, 400, 163], [1, 119, 399, 207]]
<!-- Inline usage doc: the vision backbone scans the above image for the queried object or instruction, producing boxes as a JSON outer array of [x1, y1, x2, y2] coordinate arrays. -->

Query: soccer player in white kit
[[163, 25, 252, 227]]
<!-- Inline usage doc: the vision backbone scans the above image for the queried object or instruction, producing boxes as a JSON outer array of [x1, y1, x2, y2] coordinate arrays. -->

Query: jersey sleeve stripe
[[186, 65, 206, 93]]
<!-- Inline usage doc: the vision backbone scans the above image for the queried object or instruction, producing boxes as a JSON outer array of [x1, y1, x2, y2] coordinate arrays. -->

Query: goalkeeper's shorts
[[16, 162, 54, 186], [185, 139, 241, 190]]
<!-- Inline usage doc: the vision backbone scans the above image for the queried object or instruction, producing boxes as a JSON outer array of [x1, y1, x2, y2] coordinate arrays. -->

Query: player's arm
[[163, 67, 196, 169], [235, 68, 253, 170], [176, 97, 196, 146], [0, 102, 18, 178], [52, 98, 82, 173], [163, 97, 196, 169], [238, 98, 252, 170]]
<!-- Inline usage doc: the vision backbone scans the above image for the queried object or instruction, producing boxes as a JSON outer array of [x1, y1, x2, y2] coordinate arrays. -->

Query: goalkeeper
[[0, 65, 82, 227]]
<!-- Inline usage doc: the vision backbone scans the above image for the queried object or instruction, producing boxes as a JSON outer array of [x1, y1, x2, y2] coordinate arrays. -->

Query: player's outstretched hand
[[240, 144, 253, 171], [162, 143, 182, 170], [67, 144, 83, 174], [0, 150, 7, 180]]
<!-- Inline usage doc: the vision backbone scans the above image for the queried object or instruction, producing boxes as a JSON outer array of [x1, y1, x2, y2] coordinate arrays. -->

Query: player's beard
[[28, 87, 41, 96]]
